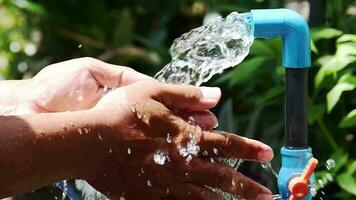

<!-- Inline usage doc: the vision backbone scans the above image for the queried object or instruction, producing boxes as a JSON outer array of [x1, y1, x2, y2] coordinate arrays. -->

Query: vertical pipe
[[285, 68, 308, 148]]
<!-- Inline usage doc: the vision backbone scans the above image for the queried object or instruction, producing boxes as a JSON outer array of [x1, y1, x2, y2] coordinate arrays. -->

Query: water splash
[[154, 12, 253, 86], [74, 180, 108, 200], [154, 11, 254, 199], [153, 151, 170, 165]]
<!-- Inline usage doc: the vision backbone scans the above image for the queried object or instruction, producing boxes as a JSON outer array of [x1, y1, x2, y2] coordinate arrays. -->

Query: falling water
[[154, 11, 254, 200], [154, 12, 253, 86]]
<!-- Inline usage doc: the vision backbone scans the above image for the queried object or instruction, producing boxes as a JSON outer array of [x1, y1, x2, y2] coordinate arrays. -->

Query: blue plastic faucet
[[249, 9, 316, 200]]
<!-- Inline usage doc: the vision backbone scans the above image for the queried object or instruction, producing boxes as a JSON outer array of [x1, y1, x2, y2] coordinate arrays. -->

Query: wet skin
[[0, 57, 274, 199]]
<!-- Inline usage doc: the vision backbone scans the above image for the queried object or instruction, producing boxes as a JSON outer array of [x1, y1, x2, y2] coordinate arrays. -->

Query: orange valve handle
[[288, 158, 318, 200]]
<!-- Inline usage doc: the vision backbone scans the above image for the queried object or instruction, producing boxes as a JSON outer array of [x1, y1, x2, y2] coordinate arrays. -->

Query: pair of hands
[[9, 57, 273, 199]]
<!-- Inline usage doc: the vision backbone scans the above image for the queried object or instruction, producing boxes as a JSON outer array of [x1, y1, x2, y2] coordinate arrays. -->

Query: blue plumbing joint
[[250, 9, 315, 200]]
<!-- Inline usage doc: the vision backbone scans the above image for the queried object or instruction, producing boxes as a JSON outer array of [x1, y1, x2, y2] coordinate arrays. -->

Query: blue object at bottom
[[278, 147, 316, 200]]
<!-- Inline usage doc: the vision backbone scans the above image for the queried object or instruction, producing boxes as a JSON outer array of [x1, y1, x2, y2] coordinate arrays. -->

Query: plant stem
[[317, 118, 338, 151]]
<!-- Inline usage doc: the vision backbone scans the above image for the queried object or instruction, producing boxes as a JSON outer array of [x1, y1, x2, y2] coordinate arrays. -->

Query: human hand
[[11, 57, 150, 114], [86, 79, 274, 200]]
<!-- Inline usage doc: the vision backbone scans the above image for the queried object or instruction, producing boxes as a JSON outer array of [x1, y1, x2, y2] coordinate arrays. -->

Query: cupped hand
[[15, 57, 150, 114], [88, 79, 274, 200]]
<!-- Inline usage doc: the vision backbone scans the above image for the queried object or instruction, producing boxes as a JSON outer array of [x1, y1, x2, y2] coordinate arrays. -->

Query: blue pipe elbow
[[251, 9, 311, 68]]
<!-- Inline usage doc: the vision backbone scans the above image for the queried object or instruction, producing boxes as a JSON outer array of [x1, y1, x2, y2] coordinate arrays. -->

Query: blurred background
[[0, 0, 355, 199]]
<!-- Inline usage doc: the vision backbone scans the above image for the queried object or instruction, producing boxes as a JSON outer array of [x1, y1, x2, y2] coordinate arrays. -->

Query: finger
[[171, 183, 224, 200], [176, 110, 218, 129], [188, 160, 273, 200], [154, 84, 221, 111], [198, 130, 274, 162], [88, 59, 152, 87]]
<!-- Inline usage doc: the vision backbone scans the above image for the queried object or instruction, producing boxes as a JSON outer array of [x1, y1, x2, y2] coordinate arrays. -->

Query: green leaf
[[228, 56, 269, 87], [337, 173, 356, 195], [337, 34, 356, 43], [113, 9, 134, 46], [340, 109, 356, 128], [308, 104, 326, 125], [255, 86, 284, 105], [249, 40, 275, 56], [331, 150, 349, 173], [310, 39, 319, 54], [311, 27, 343, 42], [11, 0, 46, 15], [327, 74, 356, 112]]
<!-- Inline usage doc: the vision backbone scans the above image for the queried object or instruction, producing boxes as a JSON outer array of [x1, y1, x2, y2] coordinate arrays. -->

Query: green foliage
[[0, 0, 355, 199]]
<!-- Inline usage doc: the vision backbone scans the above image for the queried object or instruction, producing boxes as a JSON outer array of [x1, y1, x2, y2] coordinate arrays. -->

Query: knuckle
[[184, 86, 202, 101], [79, 57, 98, 63]]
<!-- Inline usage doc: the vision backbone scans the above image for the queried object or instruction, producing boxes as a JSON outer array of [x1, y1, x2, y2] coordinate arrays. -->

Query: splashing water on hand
[[154, 12, 254, 200]]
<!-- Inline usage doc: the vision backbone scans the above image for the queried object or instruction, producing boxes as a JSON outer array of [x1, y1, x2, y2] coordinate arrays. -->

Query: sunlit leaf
[[11, 0, 46, 15], [310, 39, 319, 54], [314, 40, 356, 89], [337, 34, 356, 43], [311, 27, 343, 42], [327, 74, 356, 112], [340, 109, 356, 128], [337, 173, 356, 195], [331, 150, 349, 173]]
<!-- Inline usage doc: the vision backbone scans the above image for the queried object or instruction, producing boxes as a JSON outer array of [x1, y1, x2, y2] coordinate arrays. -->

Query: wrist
[[0, 79, 34, 115]]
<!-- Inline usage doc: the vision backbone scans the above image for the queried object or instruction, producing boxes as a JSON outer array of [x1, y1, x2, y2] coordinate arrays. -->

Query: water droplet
[[261, 162, 268, 168], [84, 128, 90, 134], [186, 155, 193, 163], [119, 197, 125, 200], [147, 180, 152, 187], [77, 128, 83, 135], [130, 106, 136, 113], [127, 148, 131, 155], [153, 151, 169, 165], [78, 44, 82, 48], [318, 179, 324, 188], [185, 172, 189, 176], [231, 180, 236, 187], [213, 122, 219, 129], [188, 116, 195, 124], [203, 150, 209, 156], [326, 173, 334, 182], [137, 112, 142, 119], [166, 188, 170, 194], [213, 148, 218, 155], [109, 148, 112, 154], [210, 157, 215, 163], [98, 134, 103, 140], [140, 168, 145, 174], [310, 187, 317, 197], [166, 133, 172, 143], [240, 182, 244, 189], [326, 159, 335, 170]]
